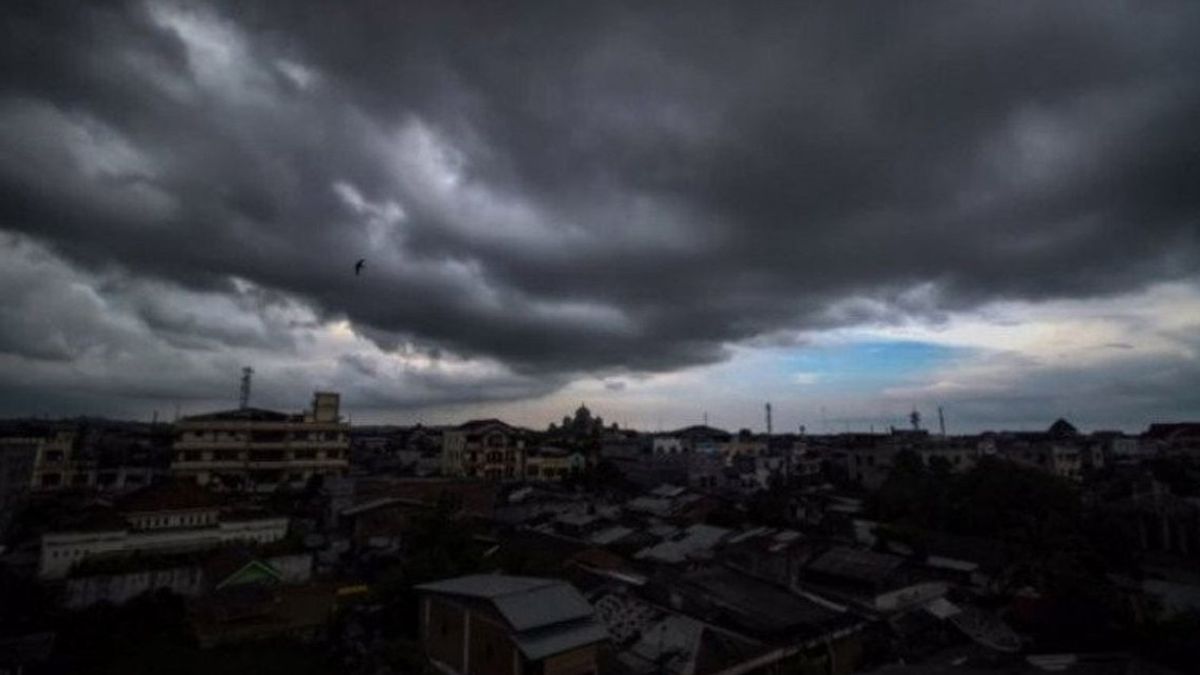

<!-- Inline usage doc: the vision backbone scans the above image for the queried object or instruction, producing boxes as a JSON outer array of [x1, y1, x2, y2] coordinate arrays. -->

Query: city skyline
[[2, 2, 1199, 433]]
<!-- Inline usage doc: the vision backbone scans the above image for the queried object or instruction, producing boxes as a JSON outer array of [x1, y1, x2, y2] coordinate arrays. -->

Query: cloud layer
[[1, 1, 1198, 427]]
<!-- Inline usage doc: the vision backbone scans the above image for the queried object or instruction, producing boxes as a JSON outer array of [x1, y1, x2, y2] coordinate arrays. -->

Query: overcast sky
[[1, 1, 1198, 433]]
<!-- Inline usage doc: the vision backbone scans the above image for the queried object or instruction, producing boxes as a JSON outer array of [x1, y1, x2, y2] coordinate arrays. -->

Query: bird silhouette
[[354, 258, 365, 275]]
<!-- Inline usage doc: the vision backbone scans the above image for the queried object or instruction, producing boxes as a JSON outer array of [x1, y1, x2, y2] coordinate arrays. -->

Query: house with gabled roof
[[415, 574, 608, 675]]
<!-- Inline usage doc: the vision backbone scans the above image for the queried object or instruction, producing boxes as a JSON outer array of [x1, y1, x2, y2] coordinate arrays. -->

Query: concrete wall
[[64, 565, 206, 608], [62, 551, 312, 608]]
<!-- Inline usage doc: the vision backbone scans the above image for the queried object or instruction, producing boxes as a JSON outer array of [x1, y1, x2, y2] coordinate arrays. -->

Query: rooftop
[[117, 480, 221, 514], [179, 407, 295, 423], [416, 574, 595, 631], [806, 546, 905, 586], [416, 574, 608, 659], [677, 566, 854, 639]]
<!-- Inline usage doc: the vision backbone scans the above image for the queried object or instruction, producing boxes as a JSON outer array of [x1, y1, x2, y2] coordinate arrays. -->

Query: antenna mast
[[239, 367, 254, 410], [938, 406, 946, 437]]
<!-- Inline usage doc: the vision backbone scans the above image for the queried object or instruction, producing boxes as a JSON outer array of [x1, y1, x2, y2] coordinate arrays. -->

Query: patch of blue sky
[[783, 340, 972, 385], [699, 339, 974, 400]]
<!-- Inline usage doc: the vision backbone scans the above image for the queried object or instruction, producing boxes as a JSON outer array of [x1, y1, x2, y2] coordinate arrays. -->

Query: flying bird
[[354, 258, 365, 276]]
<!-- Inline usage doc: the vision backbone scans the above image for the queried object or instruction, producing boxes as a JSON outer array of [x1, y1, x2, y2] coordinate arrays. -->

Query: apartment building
[[441, 420, 527, 479], [172, 392, 349, 492]]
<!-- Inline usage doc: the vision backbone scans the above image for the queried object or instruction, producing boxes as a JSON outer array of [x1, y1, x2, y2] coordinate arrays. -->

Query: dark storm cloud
[[1, 0, 1198, 410]]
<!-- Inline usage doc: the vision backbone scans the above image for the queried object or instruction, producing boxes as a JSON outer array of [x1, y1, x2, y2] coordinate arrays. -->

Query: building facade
[[39, 481, 288, 579], [441, 420, 527, 479], [171, 392, 349, 492], [524, 447, 587, 481]]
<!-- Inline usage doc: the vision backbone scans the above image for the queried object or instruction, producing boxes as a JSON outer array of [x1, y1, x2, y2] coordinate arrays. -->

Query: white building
[[40, 481, 287, 579], [652, 436, 685, 455]]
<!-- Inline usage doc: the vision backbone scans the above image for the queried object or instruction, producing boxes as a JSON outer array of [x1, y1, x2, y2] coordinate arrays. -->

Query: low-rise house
[[525, 447, 587, 481], [591, 589, 762, 675], [415, 574, 608, 675], [801, 546, 949, 615], [1143, 422, 1200, 457], [653, 566, 869, 674], [39, 481, 288, 579], [915, 445, 982, 472], [189, 572, 337, 648], [634, 523, 732, 566], [1000, 442, 1083, 480], [62, 545, 312, 608]]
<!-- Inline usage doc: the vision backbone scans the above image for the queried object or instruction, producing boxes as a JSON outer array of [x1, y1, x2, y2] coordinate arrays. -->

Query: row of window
[[178, 449, 346, 463], [180, 430, 347, 443], [135, 512, 215, 529]]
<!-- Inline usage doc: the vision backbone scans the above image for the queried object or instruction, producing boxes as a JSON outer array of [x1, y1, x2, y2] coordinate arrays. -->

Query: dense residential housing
[[171, 392, 349, 492], [5, 405, 1200, 673]]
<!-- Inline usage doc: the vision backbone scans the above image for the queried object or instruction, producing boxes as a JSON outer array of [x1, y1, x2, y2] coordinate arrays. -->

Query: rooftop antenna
[[703, 411, 709, 426], [938, 406, 946, 437], [239, 366, 254, 410], [765, 402, 773, 435]]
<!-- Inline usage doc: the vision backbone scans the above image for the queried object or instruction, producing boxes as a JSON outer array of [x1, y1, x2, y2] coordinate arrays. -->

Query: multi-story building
[[2, 420, 172, 493], [29, 428, 83, 490], [39, 480, 288, 579], [0, 437, 38, 534], [172, 392, 349, 492], [441, 420, 526, 479]]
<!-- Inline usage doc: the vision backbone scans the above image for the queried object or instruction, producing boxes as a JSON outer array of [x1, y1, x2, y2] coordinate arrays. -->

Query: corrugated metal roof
[[494, 583, 594, 631], [415, 574, 596, 632], [415, 574, 553, 598], [806, 546, 904, 584], [590, 525, 635, 545], [513, 619, 608, 660]]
